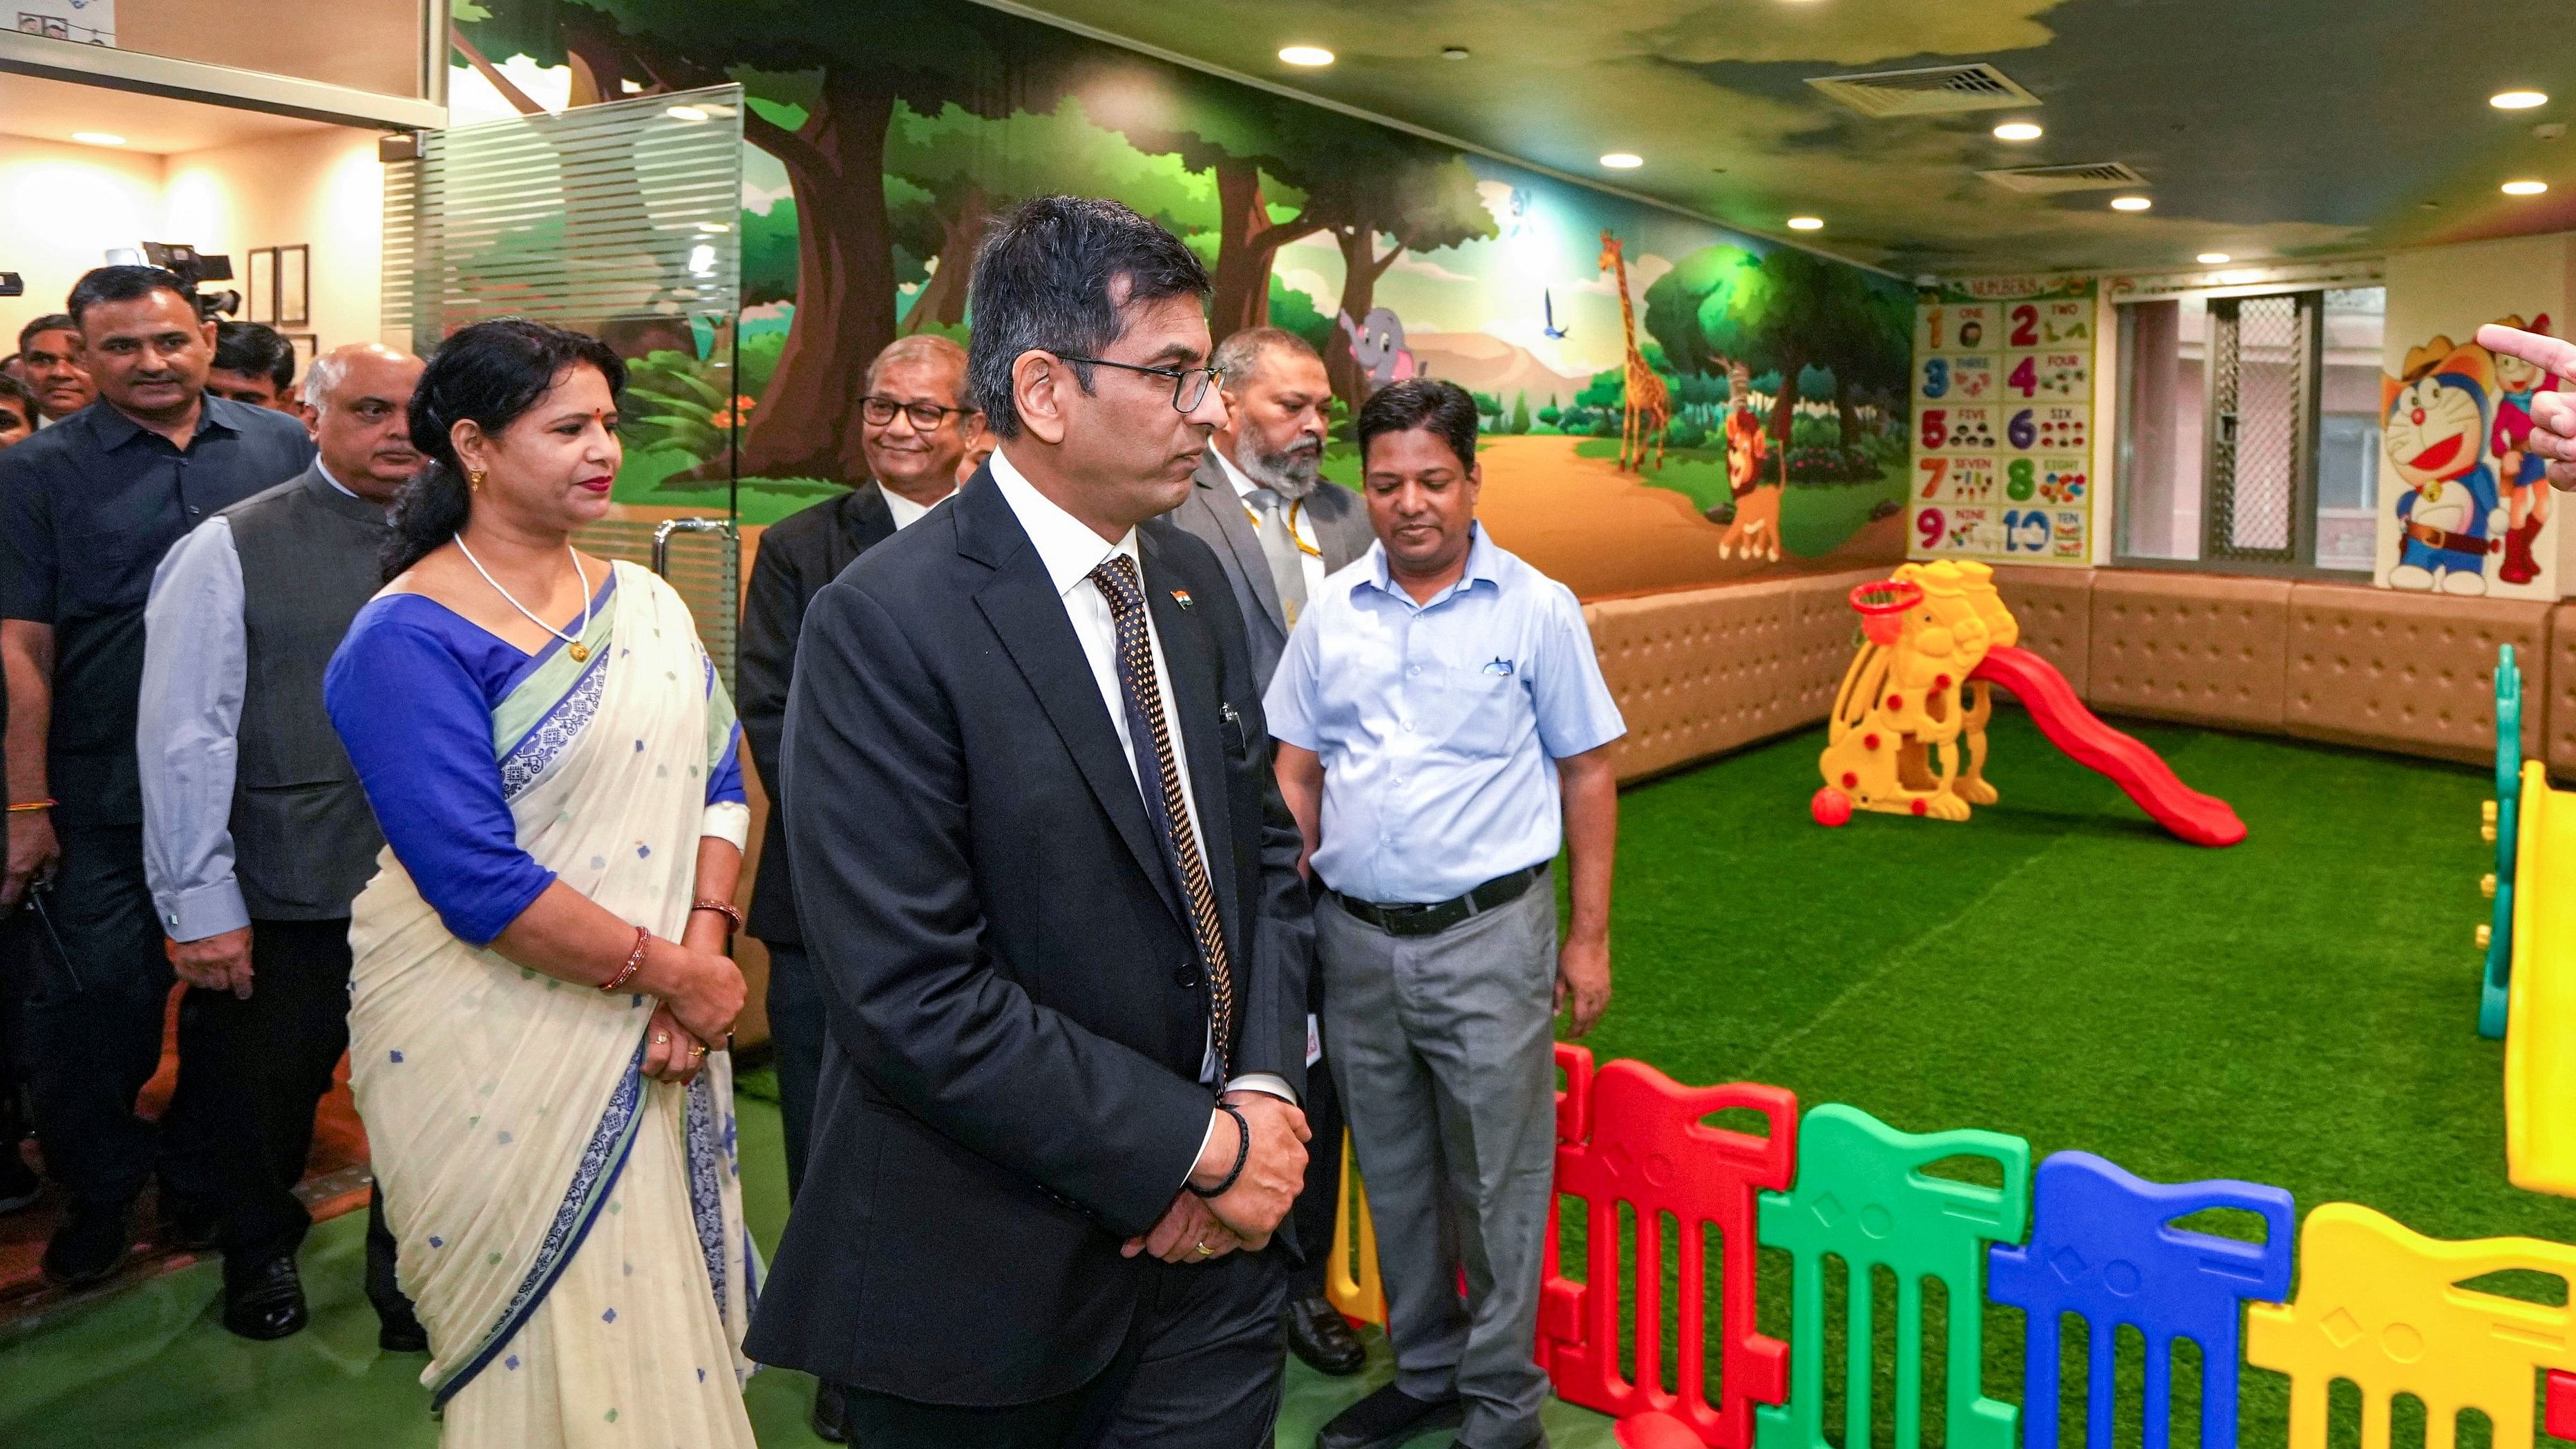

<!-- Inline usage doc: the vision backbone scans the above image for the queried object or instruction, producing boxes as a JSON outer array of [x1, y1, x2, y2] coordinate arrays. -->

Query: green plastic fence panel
[[1754, 1104, 2031, 1449]]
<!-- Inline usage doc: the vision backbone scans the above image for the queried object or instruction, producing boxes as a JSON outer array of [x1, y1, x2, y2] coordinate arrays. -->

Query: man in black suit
[[748, 196, 1315, 1446], [1156, 324, 1373, 1378], [737, 331, 981, 1442]]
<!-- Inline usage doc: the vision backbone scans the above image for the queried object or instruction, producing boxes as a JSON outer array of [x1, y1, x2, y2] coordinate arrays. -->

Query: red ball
[[1812, 787, 1853, 826], [1911, 797, 1929, 817]]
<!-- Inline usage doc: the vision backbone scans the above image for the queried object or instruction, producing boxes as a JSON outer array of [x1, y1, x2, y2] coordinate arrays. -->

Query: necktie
[[1253, 493, 1308, 628], [1090, 554, 1237, 1081]]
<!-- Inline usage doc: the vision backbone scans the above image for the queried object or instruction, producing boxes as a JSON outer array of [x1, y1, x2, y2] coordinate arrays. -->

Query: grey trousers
[[1320, 872, 1559, 1449]]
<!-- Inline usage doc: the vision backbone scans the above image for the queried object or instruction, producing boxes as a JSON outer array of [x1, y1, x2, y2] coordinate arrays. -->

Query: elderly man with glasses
[[735, 332, 984, 1443]]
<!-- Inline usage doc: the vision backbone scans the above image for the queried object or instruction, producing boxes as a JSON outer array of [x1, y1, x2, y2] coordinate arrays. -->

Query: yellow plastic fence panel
[[2245, 1202, 2576, 1449], [1324, 1135, 1386, 1327], [2508, 758, 2576, 1195]]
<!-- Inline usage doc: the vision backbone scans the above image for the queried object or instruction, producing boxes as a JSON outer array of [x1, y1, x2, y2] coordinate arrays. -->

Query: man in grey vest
[[1155, 325, 1376, 1377], [137, 342, 426, 1341]]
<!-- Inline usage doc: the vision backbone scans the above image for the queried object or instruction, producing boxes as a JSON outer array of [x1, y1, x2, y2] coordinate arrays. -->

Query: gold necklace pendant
[[569, 642, 591, 663]]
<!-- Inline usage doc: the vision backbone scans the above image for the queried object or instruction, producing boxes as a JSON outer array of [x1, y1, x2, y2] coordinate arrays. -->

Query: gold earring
[[467, 468, 486, 493]]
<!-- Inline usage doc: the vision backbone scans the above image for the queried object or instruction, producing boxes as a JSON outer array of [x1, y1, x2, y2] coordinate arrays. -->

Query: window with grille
[[2116, 286, 2383, 574]]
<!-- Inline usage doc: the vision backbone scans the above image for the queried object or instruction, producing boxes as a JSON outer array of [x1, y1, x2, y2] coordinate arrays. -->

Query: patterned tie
[[1090, 554, 1237, 1080]]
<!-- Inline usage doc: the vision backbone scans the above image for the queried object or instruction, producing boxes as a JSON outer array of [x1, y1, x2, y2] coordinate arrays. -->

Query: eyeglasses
[[860, 395, 971, 430], [1056, 355, 1225, 413]]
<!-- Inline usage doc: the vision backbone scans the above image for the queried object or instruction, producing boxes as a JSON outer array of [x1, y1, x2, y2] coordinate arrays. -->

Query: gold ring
[[1193, 1240, 1213, 1258], [654, 1032, 670, 1045], [689, 1045, 708, 1059]]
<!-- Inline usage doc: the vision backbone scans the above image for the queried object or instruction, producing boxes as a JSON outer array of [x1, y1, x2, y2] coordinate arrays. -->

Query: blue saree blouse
[[325, 571, 745, 946]]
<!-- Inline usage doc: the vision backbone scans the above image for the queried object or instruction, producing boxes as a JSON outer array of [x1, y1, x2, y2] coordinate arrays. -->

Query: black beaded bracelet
[[1187, 1100, 1251, 1199]]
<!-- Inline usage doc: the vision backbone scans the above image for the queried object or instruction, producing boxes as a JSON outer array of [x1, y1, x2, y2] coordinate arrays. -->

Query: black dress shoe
[[377, 1302, 430, 1354], [0, 1147, 40, 1215], [1316, 1383, 1465, 1449], [222, 1251, 309, 1341], [1285, 1292, 1367, 1376], [809, 1379, 852, 1443], [41, 1204, 131, 1287], [160, 1203, 219, 1252]]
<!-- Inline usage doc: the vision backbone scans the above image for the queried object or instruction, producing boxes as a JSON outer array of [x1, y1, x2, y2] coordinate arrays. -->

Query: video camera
[[104, 243, 241, 320]]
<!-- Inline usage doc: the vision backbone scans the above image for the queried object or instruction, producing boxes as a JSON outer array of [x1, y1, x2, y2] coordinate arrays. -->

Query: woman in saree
[[323, 318, 758, 1446]]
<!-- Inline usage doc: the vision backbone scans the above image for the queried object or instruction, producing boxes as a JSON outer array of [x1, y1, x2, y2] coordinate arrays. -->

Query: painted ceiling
[[986, 0, 2576, 278]]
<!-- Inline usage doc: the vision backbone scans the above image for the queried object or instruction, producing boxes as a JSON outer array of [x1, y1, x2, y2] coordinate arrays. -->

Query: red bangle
[[602, 927, 650, 993], [690, 898, 743, 934]]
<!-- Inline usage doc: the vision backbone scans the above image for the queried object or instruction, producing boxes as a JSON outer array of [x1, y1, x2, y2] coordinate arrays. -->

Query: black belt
[[1327, 864, 1546, 939]]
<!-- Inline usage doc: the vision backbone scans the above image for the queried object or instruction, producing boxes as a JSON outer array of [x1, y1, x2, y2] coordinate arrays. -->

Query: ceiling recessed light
[[2197, 252, 2231, 264], [2503, 179, 2550, 196], [1991, 121, 2043, 142], [1786, 216, 1825, 231], [1441, 46, 1470, 60], [70, 131, 125, 146], [2110, 195, 2153, 211], [698, 222, 732, 234], [2494, 90, 2550, 110], [1600, 152, 1645, 169], [665, 105, 708, 122], [1278, 45, 1335, 66]]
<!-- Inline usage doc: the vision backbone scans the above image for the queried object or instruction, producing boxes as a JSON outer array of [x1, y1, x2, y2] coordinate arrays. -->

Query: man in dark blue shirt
[[0, 265, 313, 1289]]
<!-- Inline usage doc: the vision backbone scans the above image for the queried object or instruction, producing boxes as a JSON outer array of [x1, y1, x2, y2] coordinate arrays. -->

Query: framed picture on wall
[[277, 245, 310, 327], [242, 246, 312, 328], [288, 333, 319, 374], [245, 249, 275, 324]]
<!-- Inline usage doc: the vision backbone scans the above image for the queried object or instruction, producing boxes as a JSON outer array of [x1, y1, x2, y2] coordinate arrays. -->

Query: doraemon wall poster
[[2383, 338, 2504, 595], [2374, 238, 2574, 600]]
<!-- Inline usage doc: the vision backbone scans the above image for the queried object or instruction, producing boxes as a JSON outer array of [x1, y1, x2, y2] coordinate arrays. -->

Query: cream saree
[[348, 562, 757, 1446]]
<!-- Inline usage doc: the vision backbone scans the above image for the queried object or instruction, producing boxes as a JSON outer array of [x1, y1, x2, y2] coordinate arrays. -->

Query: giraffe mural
[[1598, 229, 1671, 474]]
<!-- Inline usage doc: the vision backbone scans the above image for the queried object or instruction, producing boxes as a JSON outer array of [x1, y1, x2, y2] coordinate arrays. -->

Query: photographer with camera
[[1, 264, 312, 1288]]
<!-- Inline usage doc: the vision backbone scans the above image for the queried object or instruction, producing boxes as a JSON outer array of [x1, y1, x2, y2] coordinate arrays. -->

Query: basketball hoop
[[1848, 579, 1922, 647]]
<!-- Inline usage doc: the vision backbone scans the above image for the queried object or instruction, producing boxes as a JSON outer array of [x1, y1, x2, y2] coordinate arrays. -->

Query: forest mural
[[449, 0, 1915, 596]]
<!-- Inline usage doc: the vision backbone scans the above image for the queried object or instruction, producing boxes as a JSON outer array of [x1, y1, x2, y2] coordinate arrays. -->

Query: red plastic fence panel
[[1539, 1048, 1800, 1448], [2549, 1370, 2576, 1441]]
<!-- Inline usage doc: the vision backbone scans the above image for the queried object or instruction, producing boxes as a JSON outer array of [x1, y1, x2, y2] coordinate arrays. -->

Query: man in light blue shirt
[[1267, 379, 1623, 1449]]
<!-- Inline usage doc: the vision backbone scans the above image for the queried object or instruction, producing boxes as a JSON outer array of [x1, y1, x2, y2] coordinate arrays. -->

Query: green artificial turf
[[0, 712, 2557, 1449]]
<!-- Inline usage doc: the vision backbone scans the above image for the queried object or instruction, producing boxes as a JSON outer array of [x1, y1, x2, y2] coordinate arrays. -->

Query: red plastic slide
[[1968, 645, 2247, 847]]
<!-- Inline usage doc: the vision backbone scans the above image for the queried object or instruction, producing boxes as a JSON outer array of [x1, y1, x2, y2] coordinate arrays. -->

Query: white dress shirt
[[881, 483, 945, 531], [987, 449, 1294, 1142], [1214, 447, 1329, 602]]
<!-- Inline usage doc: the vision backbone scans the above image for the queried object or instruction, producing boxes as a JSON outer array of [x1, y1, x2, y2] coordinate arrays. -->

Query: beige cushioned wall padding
[[2088, 572, 2291, 731], [2284, 582, 2544, 767], [1987, 566, 2094, 698], [1587, 568, 1883, 783], [2550, 603, 2576, 779]]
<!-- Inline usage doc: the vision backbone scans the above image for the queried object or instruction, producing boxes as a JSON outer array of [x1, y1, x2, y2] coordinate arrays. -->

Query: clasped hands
[[1122, 1090, 1310, 1265]]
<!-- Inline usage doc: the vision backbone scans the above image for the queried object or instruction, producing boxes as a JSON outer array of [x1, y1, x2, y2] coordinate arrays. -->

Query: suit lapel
[[844, 482, 898, 551], [1140, 530, 1242, 960], [1311, 484, 1373, 574], [961, 480, 1184, 926], [1193, 462, 1286, 636]]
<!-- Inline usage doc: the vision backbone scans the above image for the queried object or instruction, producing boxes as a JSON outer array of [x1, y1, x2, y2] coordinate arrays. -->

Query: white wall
[[0, 134, 164, 348], [0, 124, 383, 364], [164, 127, 386, 355]]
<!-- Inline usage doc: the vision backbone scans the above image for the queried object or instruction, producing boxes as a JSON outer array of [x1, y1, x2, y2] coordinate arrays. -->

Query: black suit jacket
[[736, 484, 899, 945], [744, 466, 1313, 1407]]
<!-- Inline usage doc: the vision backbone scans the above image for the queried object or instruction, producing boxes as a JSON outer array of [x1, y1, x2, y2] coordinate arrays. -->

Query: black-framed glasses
[[1057, 355, 1225, 413], [860, 395, 972, 430]]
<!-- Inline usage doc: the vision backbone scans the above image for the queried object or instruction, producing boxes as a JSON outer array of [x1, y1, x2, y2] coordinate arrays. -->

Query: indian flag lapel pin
[[1171, 589, 1193, 609]]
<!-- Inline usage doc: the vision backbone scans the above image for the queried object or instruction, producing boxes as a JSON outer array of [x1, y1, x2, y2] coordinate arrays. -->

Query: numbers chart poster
[[1909, 278, 2097, 565]]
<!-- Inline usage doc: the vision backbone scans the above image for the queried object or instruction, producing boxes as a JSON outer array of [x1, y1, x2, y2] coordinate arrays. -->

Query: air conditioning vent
[[1806, 63, 2039, 118], [1976, 161, 2150, 194]]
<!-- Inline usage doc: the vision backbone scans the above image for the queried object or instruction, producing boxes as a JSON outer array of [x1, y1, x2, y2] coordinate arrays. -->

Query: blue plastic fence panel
[[1987, 1150, 2294, 1449]]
